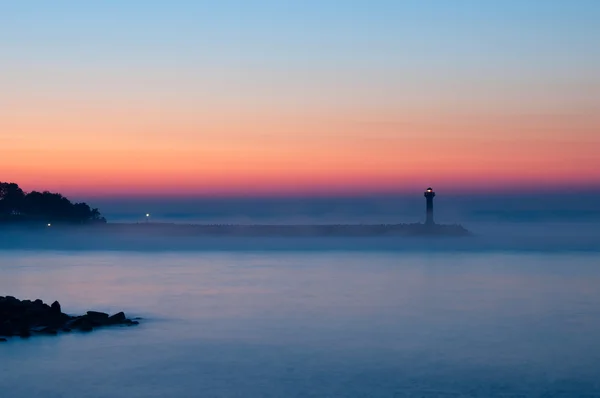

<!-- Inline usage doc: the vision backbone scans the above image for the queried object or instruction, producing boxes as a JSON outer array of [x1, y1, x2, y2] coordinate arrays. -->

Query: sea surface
[[2, 198, 600, 397]]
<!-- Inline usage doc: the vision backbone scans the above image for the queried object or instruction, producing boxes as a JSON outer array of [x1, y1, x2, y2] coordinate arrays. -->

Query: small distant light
[[47, 223, 52, 227], [146, 214, 150, 217]]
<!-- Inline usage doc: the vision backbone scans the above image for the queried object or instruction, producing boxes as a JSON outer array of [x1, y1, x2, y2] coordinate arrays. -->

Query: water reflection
[[2, 251, 600, 397]]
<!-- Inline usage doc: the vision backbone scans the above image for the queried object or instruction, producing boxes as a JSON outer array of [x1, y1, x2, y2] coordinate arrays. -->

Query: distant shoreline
[[2, 222, 471, 237]]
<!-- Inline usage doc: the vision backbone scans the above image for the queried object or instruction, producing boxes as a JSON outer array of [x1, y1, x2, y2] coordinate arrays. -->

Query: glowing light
[[47, 223, 51, 227]]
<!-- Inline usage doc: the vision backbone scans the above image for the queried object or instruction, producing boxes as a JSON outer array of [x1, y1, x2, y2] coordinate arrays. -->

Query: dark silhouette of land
[[0, 296, 139, 341], [0, 182, 469, 236], [0, 182, 106, 224]]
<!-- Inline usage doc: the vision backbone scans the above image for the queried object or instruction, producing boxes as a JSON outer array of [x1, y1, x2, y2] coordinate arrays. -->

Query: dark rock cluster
[[0, 296, 139, 341]]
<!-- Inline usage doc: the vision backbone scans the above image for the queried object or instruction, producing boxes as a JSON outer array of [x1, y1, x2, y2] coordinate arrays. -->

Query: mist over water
[[2, 193, 599, 253], [2, 193, 600, 397], [89, 192, 600, 225]]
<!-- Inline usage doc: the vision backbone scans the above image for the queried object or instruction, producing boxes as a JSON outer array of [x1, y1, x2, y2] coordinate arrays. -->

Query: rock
[[71, 317, 94, 332], [0, 338, 7, 342], [39, 327, 58, 335], [87, 311, 109, 317], [0, 321, 14, 337], [50, 301, 61, 313], [83, 311, 109, 326], [86, 311, 109, 325], [19, 329, 31, 338], [0, 296, 138, 339], [69, 317, 85, 327], [108, 312, 126, 324]]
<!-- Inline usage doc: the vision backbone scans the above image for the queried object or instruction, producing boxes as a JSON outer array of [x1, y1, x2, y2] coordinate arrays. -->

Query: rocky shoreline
[[0, 296, 139, 341]]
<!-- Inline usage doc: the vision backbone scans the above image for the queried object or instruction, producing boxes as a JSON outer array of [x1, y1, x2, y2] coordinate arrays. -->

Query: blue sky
[[3, 1, 598, 67], [1, 1, 599, 196]]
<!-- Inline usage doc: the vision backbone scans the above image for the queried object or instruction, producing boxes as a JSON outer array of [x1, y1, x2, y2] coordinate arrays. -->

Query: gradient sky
[[1, 0, 599, 197]]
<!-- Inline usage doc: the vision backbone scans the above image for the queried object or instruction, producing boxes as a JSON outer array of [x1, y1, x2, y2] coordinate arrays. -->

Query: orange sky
[[3, 103, 599, 196]]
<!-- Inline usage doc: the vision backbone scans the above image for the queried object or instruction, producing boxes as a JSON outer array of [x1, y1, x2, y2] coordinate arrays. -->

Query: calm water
[[2, 248, 600, 397]]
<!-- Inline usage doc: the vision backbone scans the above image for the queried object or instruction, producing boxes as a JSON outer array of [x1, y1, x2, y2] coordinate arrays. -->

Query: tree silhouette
[[0, 182, 106, 224], [0, 183, 25, 216]]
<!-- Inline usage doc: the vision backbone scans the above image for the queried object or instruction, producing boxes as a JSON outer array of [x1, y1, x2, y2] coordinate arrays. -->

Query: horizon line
[[75, 186, 600, 202]]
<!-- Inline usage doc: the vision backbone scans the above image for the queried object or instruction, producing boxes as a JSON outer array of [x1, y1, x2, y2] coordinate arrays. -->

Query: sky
[[1, 0, 599, 197]]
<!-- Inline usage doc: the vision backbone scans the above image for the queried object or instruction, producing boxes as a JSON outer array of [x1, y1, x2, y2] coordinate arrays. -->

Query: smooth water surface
[[2, 250, 600, 397]]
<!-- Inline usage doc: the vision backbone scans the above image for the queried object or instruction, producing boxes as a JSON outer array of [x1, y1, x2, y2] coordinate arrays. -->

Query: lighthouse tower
[[424, 187, 435, 225]]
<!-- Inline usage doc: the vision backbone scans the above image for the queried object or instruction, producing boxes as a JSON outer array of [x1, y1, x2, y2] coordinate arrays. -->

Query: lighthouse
[[424, 187, 435, 225]]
